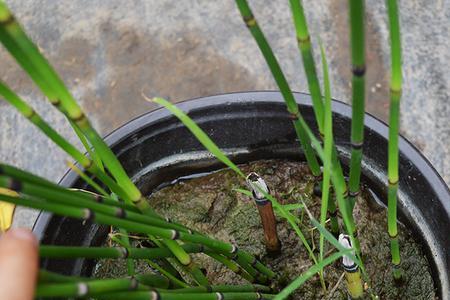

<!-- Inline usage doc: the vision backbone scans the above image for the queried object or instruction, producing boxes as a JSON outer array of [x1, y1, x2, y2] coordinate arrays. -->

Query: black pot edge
[[32, 91, 450, 297]]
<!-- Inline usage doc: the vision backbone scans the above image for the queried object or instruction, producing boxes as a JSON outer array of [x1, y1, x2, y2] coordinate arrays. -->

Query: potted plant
[[0, 0, 448, 299]]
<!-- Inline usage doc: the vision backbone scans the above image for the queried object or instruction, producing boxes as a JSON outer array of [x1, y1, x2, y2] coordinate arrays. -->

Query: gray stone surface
[[0, 1, 448, 229]]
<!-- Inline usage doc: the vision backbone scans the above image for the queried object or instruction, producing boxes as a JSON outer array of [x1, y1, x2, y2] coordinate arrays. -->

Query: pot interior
[[33, 92, 450, 299]]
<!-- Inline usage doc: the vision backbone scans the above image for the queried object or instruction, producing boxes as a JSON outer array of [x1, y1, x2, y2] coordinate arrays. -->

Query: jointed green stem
[[288, 1, 358, 238], [145, 259, 190, 289], [318, 44, 334, 265], [39, 244, 204, 260], [235, 0, 321, 177], [35, 274, 170, 298], [386, 0, 402, 280], [348, 0, 366, 215], [288, 0, 324, 132], [99, 291, 276, 300], [69, 119, 105, 172], [159, 284, 271, 294], [66, 162, 109, 197]]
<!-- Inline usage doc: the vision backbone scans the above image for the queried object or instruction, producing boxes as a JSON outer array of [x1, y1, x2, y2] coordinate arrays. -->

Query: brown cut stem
[[246, 172, 281, 256], [256, 201, 281, 256]]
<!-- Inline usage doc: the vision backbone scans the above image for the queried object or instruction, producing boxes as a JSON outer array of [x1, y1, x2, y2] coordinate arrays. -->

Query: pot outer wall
[[32, 91, 450, 299]]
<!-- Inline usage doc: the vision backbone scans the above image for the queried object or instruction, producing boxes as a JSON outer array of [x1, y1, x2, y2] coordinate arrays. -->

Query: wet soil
[[95, 159, 436, 299]]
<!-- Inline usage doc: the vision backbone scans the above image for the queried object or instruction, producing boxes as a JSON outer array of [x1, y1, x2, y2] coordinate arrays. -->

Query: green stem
[[35, 274, 169, 298], [288, 0, 347, 235], [348, 0, 366, 213], [69, 119, 104, 172], [205, 251, 255, 283], [38, 270, 85, 283], [145, 259, 190, 289], [235, 0, 321, 176], [386, 0, 402, 280], [98, 291, 275, 300], [66, 162, 109, 197], [39, 244, 203, 260], [159, 284, 271, 293], [319, 44, 334, 264], [288, 0, 324, 133]]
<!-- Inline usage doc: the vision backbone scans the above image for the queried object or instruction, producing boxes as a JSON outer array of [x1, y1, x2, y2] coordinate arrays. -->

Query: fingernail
[[8, 228, 37, 246]]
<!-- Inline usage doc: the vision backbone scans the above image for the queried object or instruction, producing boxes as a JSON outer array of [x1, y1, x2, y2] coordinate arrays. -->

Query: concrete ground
[[0, 1, 448, 228]]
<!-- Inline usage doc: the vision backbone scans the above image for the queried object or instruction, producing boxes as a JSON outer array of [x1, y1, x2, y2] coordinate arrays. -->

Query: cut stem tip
[[339, 234, 364, 299], [246, 172, 281, 255]]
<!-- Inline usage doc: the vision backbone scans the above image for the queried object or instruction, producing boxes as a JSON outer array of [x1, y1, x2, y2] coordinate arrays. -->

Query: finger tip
[[3, 228, 38, 248]]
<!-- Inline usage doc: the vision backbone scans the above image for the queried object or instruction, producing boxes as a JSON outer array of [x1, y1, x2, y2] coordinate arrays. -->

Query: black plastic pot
[[33, 91, 450, 299]]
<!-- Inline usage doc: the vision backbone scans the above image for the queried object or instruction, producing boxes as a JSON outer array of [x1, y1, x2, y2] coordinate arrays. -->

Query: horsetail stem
[[69, 119, 104, 172], [246, 172, 281, 255], [288, 0, 324, 132], [234, 0, 321, 177], [0, 80, 89, 168], [38, 270, 85, 283], [145, 259, 189, 289], [111, 236, 188, 288], [160, 239, 209, 286], [108, 194, 137, 276], [0, 163, 136, 212], [288, 0, 355, 238], [98, 291, 276, 300], [291, 111, 359, 253], [39, 244, 204, 260], [158, 284, 271, 294], [35, 274, 170, 298], [319, 43, 336, 265], [66, 161, 109, 197], [348, 0, 366, 214], [338, 234, 363, 299], [205, 251, 255, 283], [386, 0, 403, 280]]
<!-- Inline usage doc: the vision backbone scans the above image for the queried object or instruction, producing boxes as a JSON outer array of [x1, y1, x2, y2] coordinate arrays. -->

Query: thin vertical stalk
[[348, 0, 366, 213], [346, 0, 366, 255], [66, 162, 108, 197], [318, 44, 334, 263], [69, 119, 104, 172], [235, 0, 321, 177], [386, 0, 403, 280], [288, 0, 324, 132], [288, 0, 351, 236]]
